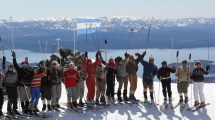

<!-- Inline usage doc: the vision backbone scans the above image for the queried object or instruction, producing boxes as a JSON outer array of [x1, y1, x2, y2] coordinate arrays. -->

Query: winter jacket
[[126, 61, 138, 75], [157, 66, 175, 80], [176, 66, 191, 81], [140, 59, 158, 80], [106, 65, 117, 81], [39, 68, 52, 87], [192, 68, 208, 82], [115, 58, 128, 79], [4, 71, 18, 88], [63, 69, 80, 87], [13, 58, 34, 86], [48, 68, 63, 85], [77, 67, 87, 80], [96, 65, 107, 81]]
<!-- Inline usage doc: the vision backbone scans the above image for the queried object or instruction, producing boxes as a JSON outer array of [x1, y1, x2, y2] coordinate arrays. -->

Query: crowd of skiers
[[0, 50, 210, 116]]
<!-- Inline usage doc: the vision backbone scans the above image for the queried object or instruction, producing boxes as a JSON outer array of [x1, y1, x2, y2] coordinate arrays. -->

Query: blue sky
[[0, 0, 214, 20]]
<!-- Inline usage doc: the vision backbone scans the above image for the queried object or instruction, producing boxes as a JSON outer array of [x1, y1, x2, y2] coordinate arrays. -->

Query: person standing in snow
[[104, 58, 117, 102], [95, 61, 107, 104], [126, 55, 139, 101], [0, 57, 6, 116], [115, 53, 129, 102], [39, 61, 52, 111], [157, 61, 175, 102], [48, 60, 63, 108], [191, 61, 209, 106], [136, 51, 158, 103], [12, 51, 34, 114], [30, 66, 42, 113], [76, 60, 87, 107], [63, 63, 80, 108], [2, 56, 20, 115], [83, 51, 102, 104], [175, 60, 191, 103]]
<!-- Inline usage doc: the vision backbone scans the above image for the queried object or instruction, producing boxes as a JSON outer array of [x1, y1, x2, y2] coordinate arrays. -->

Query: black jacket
[[13, 58, 34, 86], [157, 66, 175, 80]]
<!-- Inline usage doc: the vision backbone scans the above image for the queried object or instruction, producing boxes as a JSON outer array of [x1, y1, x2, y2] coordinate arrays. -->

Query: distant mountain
[[0, 16, 215, 52]]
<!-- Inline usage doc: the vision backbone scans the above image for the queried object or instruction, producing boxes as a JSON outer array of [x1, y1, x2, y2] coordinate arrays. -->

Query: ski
[[191, 103, 210, 112], [171, 102, 182, 109], [2, 114, 21, 120]]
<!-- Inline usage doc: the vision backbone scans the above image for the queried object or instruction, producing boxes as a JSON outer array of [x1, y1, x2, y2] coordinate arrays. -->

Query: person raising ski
[[126, 55, 139, 101], [175, 60, 191, 103], [115, 53, 129, 102], [157, 61, 175, 102], [63, 62, 80, 108], [192, 61, 209, 106], [12, 51, 34, 114], [2, 56, 20, 115], [136, 51, 158, 103]]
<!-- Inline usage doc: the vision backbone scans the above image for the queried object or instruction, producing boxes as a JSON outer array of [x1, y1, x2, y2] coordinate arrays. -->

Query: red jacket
[[63, 69, 80, 88]]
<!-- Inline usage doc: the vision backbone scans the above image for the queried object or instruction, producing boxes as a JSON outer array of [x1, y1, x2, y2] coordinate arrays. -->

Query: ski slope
[[2, 77, 213, 120]]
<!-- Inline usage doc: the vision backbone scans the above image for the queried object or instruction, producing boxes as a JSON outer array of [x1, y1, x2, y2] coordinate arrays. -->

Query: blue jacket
[[140, 59, 158, 80]]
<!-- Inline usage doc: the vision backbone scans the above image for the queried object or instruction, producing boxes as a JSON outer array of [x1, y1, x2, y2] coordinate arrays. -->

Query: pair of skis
[[187, 103, 210, 112]]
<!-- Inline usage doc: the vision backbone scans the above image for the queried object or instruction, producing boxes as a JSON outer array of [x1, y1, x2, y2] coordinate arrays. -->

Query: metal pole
[[9, 16, 14, 50]]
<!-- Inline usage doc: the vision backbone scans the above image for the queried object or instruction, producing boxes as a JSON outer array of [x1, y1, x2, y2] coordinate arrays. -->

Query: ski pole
[[0, 36, 4, 56], [157, 79, 161, 105], [137, 26, 144, 53], [189, 53, 192, 107], [126, 29, 134, 52], [145, 24, 151, 52]]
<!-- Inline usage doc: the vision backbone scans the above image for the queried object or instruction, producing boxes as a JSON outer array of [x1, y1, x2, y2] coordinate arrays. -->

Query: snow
[[2, 77, 214, 120]]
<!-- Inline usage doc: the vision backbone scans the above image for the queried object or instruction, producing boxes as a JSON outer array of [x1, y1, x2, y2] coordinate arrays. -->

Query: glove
[[206, 65, 210, 71], [135, 53, 141, 60], [141, 51, 146, 58], [124, 52, 130, 58], [3, 56, 6, 62], [3, 56, 6, 63], [11, 51, 16, 58], [85, 51, 88, 57]]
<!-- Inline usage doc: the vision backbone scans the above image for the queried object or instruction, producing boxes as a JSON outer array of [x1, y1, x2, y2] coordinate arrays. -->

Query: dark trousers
[[6, 87, 18, 111], [41, 86, 52, 100], [161, 79, 172, 98], [106, 77, 115, 98], [0, 88, 3, 110]]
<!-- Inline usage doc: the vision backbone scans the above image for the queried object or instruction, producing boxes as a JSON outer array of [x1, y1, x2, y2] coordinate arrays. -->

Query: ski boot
[[179, 96, 183, 103], [13, 109, 20, 115], [47, 104, 52, 111], [184, 97, 188, 103], [42, 104, 46, 111], [194, 101, 199, 107], [200, 102, 205, 106], [123, 90, 129, 101], [117, 90, 123, 102]]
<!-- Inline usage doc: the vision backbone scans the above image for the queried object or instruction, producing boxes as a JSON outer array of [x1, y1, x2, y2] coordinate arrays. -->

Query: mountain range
[[0, 16, 215, 52]]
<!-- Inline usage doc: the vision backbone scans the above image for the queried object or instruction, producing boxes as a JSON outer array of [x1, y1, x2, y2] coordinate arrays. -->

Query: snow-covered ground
[[2, 77, 213, 120]]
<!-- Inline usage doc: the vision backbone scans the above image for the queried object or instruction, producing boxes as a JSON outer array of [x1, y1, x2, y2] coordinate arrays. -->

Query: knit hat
[[149, 55, 154, 60], [195, 61, 202, 66], [161, 61, 167, 65]]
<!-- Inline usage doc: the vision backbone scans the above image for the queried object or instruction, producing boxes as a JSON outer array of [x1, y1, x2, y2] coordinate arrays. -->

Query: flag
[[76, 18, 101, 35]]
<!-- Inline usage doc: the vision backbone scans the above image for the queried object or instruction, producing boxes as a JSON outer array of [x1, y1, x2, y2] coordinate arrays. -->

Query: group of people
[[0, 50, 210, 116]]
